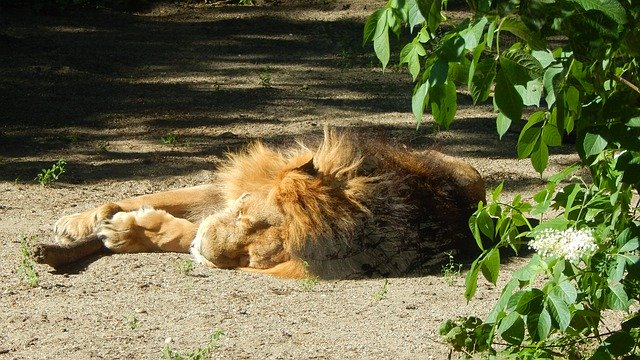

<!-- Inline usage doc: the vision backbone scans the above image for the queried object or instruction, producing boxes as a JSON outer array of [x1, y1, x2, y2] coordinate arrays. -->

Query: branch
[[617, 75, 640, 95]]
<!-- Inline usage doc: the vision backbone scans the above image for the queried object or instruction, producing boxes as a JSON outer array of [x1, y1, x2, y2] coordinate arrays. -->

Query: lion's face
[[191, 192, 286, 269]]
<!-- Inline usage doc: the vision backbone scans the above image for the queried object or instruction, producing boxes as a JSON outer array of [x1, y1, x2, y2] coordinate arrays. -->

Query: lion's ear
[[296, 157, 318, 177]]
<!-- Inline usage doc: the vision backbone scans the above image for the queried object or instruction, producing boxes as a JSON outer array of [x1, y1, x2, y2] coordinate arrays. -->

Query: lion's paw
[[97, 206, 172, 253], [53, 203, 122, 244]]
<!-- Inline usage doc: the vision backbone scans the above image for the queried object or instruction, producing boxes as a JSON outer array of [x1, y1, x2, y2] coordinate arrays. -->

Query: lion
[[33, 128, 485, 279]]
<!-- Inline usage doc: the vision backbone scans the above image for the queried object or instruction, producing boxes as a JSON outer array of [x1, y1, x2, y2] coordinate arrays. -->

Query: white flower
[[529, 228, 598, 264]]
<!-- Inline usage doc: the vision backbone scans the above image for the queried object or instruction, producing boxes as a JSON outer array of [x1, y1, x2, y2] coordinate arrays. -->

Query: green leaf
[[373, 25, 391, 69], [517, 127, 541, 159], [627, 117, 640, 127], [424, 0, 444, 33], [500, 49, 545, 84], [543, 64, 564, 107], [460, 17, 488, 50], [465, 257, 482, 301], [552, 279, 578, 304], [516, 288, 545, 315], [499, 16, 546, 50], [496, 113, 511, 140], [469, 57, 497, 104], [495, 70, 523, 121], [604, 331, 635, 356], [531, 138, 549, 174], [412, 80, 429, 124], [407, 0, 426, 29], [428, 58, 448, 87], [542, 121, 562, 147], [476, 208, 494, 240], [620, 238, 639, 253], [430, 80, 457, 129], [491, 182, 504, 202], [400, 41, 427, 81], [607, 282, 630, 311], [498, 312, 525, 345], [531, 183, 555, 215], [610, 256, 626, 282], [363, 9, 384, 46], [438, 34, 465, 61], [515, 79, 543, 107], [583, 132, 608, 158], [526, 308, 552, 341], [568, 0, 628, 24], [548, 164, 579, 183], [481, 248, 500, 285], [487, 279, 518, 323], [545, 292, 571, 331]]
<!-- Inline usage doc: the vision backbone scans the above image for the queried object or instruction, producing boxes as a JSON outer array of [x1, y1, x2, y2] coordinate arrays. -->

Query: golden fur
[[36, 128, 485, 279]]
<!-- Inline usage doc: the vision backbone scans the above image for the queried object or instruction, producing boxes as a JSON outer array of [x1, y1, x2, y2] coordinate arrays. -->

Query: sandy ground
[[0, 1, 580, 359]]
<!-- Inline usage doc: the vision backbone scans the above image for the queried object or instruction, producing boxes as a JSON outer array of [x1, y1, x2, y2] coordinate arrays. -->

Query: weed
[[97, 141, 109, 152], [66, 132, 80, 143], [441, 252, 462, 286], [299, 275, 319, 292], [126, 314, 140, 330], [18, 235, 39, 287], [259, 67, 272, 88], [161, 132, 178, 145], [238, 0, 255, 5], [178, 258, 195, 276], [162, 330, 224, 360], [372, 279, 389, 301], [298, 261, 319, 291], [35, 159, 66, 186]]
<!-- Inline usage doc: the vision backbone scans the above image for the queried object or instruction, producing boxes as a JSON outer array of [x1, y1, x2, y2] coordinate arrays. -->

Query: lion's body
[[39, 129, 485, 279]]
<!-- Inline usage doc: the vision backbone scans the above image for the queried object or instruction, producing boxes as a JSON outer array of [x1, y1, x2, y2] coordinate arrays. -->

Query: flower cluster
[[529, 228, 598, 264]]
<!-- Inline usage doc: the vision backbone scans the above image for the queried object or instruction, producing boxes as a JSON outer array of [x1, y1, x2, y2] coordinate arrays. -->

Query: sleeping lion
[[34, 128, 486, 279]]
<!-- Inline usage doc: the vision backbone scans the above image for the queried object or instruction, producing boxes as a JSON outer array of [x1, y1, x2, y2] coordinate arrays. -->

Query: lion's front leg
[[97, 207, 197, 253], [53, 184, 220, 244]]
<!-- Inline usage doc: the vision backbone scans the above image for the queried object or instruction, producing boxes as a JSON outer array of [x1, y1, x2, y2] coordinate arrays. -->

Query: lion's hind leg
[[97, 207, 198, 254]]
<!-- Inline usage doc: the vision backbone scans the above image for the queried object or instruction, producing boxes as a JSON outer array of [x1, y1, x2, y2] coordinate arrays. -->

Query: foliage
[[442, 251, 463, 286], [459, 161, 640, 358], [161, 132, 178, 145], [372, 279, 390, 301], [364, 0, 640, 357], [364, 0, 640, 174], [259, 66, 273, 88], [161, 330, 224, 360], [178, 258, 195, 276], [125, 314, 140, 330], [35, 159, 66, 186], [18, 235, 39, 288]]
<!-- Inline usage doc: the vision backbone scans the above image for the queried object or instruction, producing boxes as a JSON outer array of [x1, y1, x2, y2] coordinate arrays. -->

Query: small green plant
[[259, 67, 272, 88], [97, 141, 109, 152], [125, 314, 140, 330], [299, 275, 319, 292], [441, 252, 462, 286], [35, 159, 66, 186], [162, 330, 224, 360], [178, 259, 195, 276], [372, 279, 389, 301], [298, 261, 319, 291], [65, 132, 80, 143], [238, 0, 255, 5], [18, 235, 39, 287], [161, 132, 178, 145]]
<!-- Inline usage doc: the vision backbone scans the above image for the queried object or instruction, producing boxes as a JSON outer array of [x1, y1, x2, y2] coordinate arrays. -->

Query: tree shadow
[[0, 3, 538, 187]]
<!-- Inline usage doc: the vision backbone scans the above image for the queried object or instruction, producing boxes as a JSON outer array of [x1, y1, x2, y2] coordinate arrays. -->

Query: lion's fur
[[43, 128, 485, 279], [191, 128, 485, 278]]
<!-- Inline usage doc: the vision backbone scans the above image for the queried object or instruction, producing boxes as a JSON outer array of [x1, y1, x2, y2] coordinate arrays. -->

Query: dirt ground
[[0, 1, 581, 359]]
